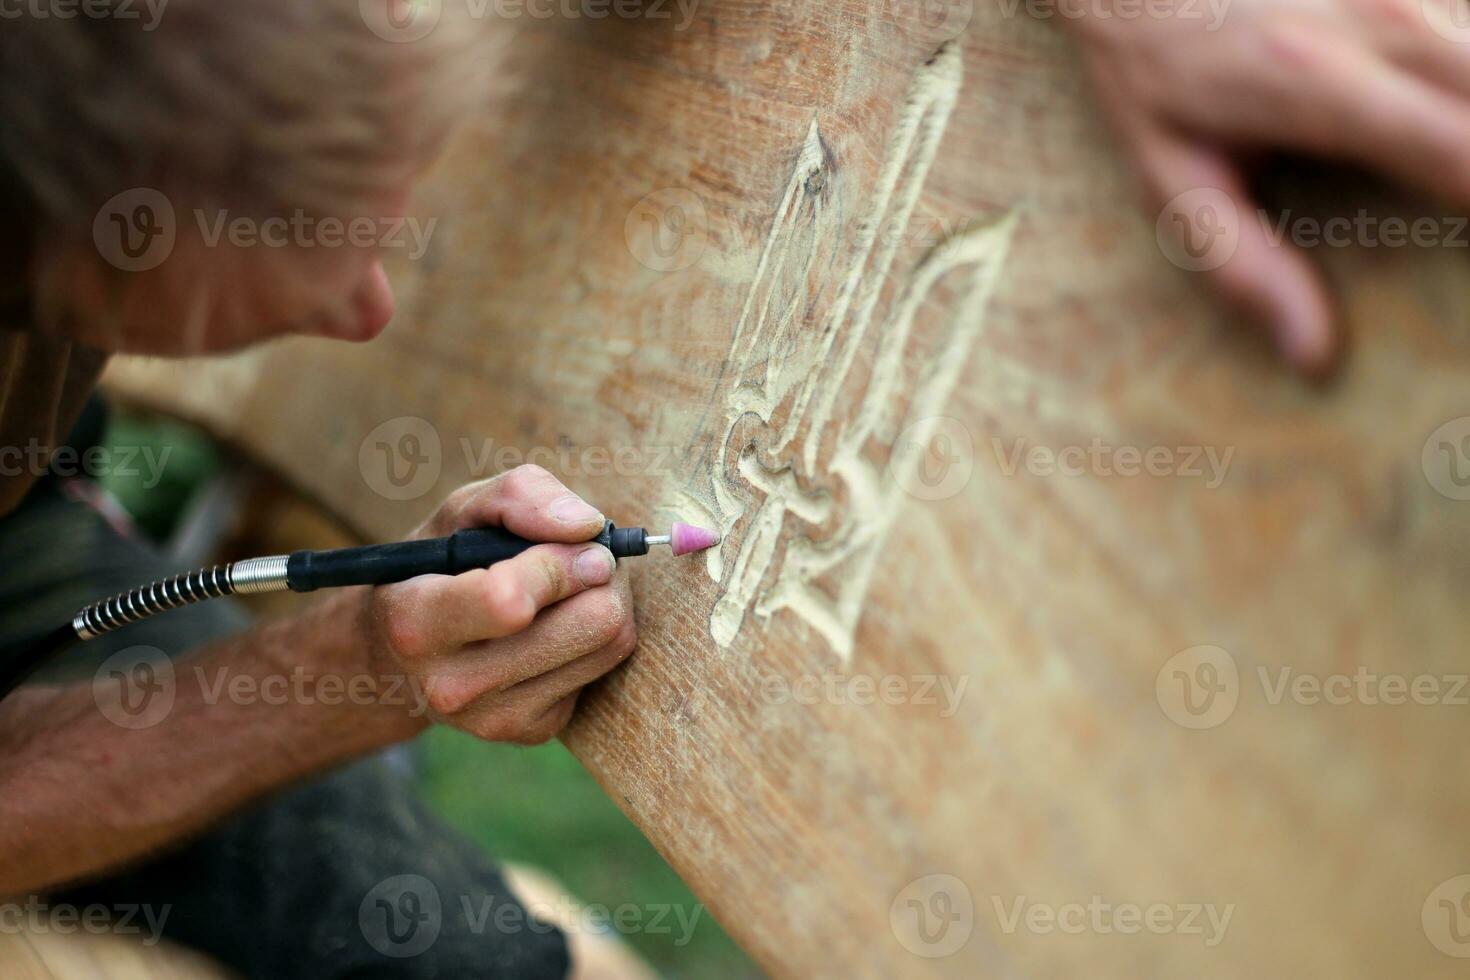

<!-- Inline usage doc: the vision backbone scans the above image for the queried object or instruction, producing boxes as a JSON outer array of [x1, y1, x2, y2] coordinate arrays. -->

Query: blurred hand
[[1065, 0, 1470, 375], [366, 464, 636, 744]]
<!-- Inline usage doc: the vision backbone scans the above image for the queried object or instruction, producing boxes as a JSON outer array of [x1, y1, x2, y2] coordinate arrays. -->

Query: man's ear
[[27, 228, 180, 354]]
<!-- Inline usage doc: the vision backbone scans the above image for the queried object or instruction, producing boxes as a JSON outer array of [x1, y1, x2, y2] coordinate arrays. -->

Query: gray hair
[[0, 0, 484, 313]]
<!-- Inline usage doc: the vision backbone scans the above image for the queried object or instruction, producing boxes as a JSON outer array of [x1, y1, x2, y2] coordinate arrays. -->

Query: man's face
[[54, 188, 410, 356]]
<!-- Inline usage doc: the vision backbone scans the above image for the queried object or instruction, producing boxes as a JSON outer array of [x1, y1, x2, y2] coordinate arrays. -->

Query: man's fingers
[[455, 617, 638, 741], [419, 573, 633, 716], [521, 692, 582, 746], [1139, 125, 1338, 374], [502, 617, 638, 709], [428, 464, 605, 541], [376, 543, 616, 659]]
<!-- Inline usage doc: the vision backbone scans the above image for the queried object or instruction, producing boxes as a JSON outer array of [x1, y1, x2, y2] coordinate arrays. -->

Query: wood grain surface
[[105, 2, 1470, 976]]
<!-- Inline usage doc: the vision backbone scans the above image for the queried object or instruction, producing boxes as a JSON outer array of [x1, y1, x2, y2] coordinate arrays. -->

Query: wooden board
[[0, 921, 238, 980], [105, 4, 1470, 976]]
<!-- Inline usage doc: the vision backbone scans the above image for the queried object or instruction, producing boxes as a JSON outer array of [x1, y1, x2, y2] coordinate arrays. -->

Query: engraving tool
[[0, 520, 721, 700]]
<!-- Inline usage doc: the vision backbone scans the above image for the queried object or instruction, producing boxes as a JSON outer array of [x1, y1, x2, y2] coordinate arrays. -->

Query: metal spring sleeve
[[71, 555, 291, 641]]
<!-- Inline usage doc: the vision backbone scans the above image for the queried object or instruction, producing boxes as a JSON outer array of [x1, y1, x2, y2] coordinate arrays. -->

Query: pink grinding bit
[[669, 522, 721, 557]]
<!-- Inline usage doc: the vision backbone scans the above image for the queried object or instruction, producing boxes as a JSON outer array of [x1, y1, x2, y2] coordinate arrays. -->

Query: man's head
[[0, 0, 481, 355]]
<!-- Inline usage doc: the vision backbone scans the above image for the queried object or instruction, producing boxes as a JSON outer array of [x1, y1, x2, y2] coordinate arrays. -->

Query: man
[[0, 4, 624, 975], [0, 0, 1467, 975]]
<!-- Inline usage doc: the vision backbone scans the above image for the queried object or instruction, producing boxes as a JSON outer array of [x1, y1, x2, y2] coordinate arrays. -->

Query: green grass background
[[419, 731, 760, 977]]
